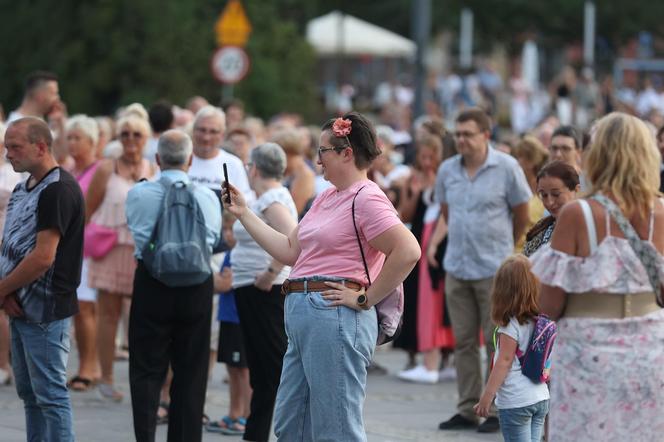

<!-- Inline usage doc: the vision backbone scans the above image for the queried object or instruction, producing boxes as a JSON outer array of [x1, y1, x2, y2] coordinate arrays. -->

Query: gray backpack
[[141, 177, 212, 287]]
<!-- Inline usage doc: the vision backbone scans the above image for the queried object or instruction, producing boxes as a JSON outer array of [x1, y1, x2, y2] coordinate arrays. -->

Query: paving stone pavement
[[0, 345, 502, 441]]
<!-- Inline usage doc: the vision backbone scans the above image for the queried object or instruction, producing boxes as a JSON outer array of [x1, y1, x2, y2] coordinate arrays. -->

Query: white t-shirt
[[494, 317, 550, 409], [6, 110, 27, 123], [375, 164, 411, 190], [231, 187, 297, 288], [188, 149, 252, 202]]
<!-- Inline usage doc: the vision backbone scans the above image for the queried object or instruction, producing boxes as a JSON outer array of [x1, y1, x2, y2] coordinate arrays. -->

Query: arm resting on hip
[[365, 223, 420, 307]]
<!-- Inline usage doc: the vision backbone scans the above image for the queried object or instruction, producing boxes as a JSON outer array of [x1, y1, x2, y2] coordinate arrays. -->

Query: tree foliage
[[2, 0, 664, 118], [0, 0, 317, 119]]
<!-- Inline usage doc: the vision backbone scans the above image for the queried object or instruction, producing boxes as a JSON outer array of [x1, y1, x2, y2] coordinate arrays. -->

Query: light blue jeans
[[273, 281, 378, 442], [498, 399, 549, 442], [11, 317, 74, 442]]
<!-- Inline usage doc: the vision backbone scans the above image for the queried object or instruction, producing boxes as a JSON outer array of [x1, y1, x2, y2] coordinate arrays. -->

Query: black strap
[[352, 186, 371, 285]]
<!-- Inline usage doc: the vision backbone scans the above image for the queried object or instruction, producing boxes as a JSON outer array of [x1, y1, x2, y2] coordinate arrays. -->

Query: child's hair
[[491, 255, 540, 327]]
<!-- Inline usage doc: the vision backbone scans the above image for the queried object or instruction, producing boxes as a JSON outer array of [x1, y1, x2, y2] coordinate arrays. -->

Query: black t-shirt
[[0, 167, 84, 322]]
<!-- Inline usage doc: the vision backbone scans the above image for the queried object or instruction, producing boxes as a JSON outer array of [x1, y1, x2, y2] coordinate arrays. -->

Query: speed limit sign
[[211, 46, 250, 84]]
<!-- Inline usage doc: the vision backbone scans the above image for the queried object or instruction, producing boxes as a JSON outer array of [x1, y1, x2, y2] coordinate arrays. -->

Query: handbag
[[592, 194, 664, 307], [84, 222, 118, 259], [351, 186, 404, 345]]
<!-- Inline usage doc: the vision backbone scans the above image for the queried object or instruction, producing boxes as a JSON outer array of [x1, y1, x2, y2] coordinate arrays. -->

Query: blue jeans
[[498, 400, 549, 442], [11, 317, 74, 442], [273, 286, 378, 442]]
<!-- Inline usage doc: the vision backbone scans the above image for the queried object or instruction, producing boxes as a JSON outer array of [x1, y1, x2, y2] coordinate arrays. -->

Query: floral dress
[[529, 203, 664, 442]]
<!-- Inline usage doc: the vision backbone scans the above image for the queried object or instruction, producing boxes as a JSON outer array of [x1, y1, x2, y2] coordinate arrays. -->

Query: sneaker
[[438, 366, 457, 382], [97, 383, 123, 402], [397, 365, 439, 384], [438, 413, 478, 430], [0, 367, 11, 386], [477, 416, 500, 433]]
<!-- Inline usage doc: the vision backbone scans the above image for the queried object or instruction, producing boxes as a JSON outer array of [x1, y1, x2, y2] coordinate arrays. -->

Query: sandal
[[157, 402, 169, 425], [205, 416, 246, 435], [67, 375, 93, 392]]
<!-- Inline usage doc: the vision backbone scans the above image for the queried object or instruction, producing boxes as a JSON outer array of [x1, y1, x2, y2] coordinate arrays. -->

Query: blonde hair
[[271, 128, 304, 156], [491, 255, 540, 327], [116, 114, 152, 138], [513, 135, 549, 176], [585, 112, 661, 217]]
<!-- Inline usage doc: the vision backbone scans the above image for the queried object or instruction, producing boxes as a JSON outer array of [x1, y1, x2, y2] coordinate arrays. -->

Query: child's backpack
[[517, 314, 557, 384], [141, 177, 212, 287]]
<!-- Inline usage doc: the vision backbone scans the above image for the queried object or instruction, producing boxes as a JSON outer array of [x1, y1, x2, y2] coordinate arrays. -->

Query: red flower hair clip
[[332, 118, 352, 137]]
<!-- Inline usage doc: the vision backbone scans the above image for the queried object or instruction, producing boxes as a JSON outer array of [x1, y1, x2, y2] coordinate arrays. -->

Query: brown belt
[[281, 279, 363, 296], [564, 292, 660, 319]]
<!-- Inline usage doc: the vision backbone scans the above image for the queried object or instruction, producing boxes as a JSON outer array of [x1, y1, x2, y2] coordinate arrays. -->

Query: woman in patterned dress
[[530, 112, 664, 441]]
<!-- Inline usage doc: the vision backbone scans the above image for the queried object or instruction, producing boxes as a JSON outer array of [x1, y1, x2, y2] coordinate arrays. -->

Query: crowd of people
[[1, 68, 664, 442]]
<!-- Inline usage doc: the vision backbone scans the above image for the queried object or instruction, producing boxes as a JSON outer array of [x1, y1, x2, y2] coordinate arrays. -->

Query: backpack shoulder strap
[[591, 194, 663, 306], [351, 186, 371, 286]]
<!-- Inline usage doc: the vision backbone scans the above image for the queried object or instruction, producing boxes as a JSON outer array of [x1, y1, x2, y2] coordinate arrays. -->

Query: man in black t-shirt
[[0, 117, 84, 442]]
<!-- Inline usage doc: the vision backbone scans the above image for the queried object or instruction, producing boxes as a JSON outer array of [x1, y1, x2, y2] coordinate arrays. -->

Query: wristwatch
[[357, 292, 369, 310]]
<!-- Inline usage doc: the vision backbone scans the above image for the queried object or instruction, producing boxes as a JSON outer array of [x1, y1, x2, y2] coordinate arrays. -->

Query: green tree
[[0, 0, 317, 120]]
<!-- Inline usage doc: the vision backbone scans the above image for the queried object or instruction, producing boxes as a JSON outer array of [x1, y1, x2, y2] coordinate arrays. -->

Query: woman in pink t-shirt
[[224, 112, 420, 441]]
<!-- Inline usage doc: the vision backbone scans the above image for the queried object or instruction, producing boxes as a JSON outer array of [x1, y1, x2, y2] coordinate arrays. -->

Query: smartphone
[[222, 163, 231, 204]]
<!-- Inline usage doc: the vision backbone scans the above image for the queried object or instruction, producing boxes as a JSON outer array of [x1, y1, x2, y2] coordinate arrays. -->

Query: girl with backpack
[[474, 255, 550, 442]]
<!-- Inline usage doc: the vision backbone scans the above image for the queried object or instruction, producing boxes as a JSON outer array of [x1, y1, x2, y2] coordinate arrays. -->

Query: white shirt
[[6, 110, 27, 123], [188, 148, 252, 202], [231, 187, 297, 288], [494, 317, 550, 409]]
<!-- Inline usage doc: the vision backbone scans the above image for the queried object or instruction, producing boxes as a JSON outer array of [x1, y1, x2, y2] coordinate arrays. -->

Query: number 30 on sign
[[211, 46, 250, 84]]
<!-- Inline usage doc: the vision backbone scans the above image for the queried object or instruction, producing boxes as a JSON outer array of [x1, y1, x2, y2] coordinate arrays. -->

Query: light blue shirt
[[435, 148, 531, 280], [126, 169, 221, 260]]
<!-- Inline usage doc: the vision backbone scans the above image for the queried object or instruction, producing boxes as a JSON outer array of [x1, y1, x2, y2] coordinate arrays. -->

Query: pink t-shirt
[[290, 179, 402, 285]]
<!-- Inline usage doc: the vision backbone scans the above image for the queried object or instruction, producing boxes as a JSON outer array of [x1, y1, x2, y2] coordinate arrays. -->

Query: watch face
[[357, 294, 367, 305]]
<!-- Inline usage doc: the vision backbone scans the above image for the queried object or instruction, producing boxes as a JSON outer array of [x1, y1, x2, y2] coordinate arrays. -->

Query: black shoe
[[438, 414, 478, 430], [477, 416, 500, 433]]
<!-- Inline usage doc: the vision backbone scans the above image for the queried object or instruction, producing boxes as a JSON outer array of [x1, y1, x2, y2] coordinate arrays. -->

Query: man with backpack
[[125, 129, 221, 442]]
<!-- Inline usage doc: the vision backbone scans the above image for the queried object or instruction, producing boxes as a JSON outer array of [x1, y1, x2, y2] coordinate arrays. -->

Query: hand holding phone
[[222, 163, 231, 204]]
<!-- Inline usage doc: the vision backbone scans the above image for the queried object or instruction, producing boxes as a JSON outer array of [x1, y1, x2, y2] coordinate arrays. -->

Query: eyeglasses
[[120, 131, 144, 139], [453, 131, 482, 139], [318, 145, 346, 158], [194, 127, 222, 136]]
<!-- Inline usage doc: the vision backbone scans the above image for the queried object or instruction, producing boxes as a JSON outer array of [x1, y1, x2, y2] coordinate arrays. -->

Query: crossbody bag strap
[[591, 194, 663, 306], [351, 186, 371, 286]]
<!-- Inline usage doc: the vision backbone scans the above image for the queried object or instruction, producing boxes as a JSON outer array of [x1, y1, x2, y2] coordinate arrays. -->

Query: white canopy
[[306, 11, 416, 58]]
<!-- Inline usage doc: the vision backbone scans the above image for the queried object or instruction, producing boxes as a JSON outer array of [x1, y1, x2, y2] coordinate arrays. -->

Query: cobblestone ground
[[0, 345, 502, 441]]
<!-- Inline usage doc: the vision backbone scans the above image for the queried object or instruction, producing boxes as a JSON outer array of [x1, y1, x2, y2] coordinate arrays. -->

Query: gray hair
[[158, 129, 193, 167], [65, 114, 99, 146], [251, 142, 287, 180], [193, 105, 226, 131]]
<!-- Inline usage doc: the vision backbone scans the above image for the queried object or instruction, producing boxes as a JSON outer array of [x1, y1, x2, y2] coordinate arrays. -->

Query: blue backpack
[[141, 177, 212, 287], [517, 314, 557, 384], [493, 314, 557, 384]]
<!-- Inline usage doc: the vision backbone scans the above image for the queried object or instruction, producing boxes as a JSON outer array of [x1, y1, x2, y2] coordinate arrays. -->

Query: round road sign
[[211, 46, 250, 84]]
